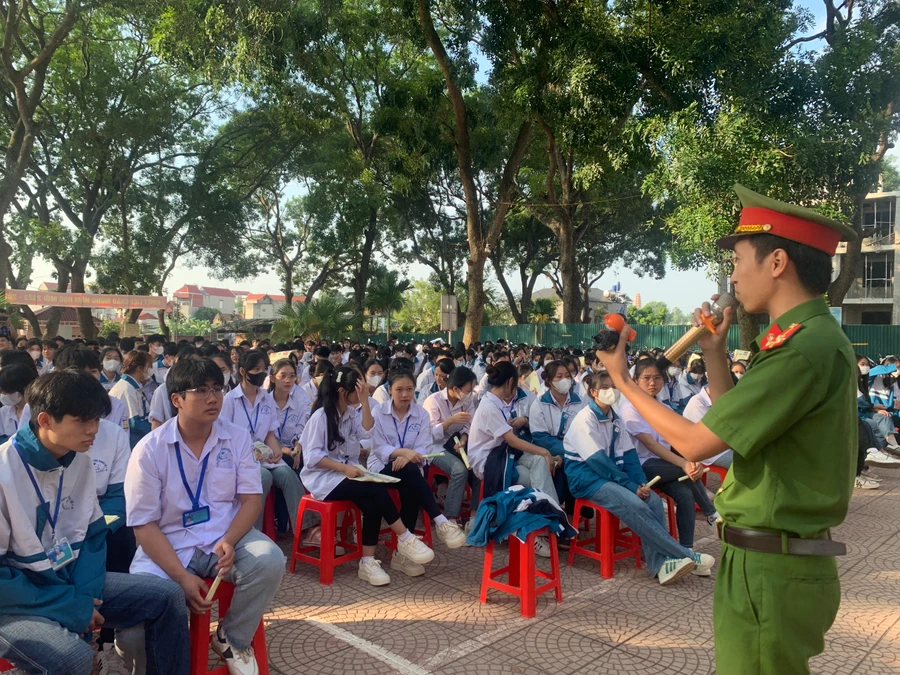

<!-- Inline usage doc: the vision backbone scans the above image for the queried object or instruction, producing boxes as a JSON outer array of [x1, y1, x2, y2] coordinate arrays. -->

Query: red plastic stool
[[190, 580, 269, 675], [0, 659, 13, 672], [288, 495, 362, 584], [480, 527, 562, 618], [652, 488, 679, 539], [568, 498, 642, 579], [428, 464, 471, 519], [702, 464, 728, 486], [262, 491, 277, 541], [379, 489, 433, 551]]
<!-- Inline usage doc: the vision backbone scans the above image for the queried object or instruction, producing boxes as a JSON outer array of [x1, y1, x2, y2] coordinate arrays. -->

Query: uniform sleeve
[[149, 384, 170, 423], [422, 395, 446, 441], [300, 411, 329, 469], [411, 409, 435, 455], [266, 395, 280, 435], [702, 347, 823, 459], [528, 399, 552, 437], [233, 428, 262, 495], [371, 411, 397, 465], [294, 401, 311, 443], [125, 438, 163, 527], [220, 395, 235, 426], [99, 426, 130, 533], [481, 405, 513, 446], [617, 399, 655, 438]]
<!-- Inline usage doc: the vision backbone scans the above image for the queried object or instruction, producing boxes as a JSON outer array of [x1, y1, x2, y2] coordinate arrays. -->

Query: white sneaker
[[211, 624, 258, 675], [658, 557, 695, 585], [534, 536, 552, 558], [885, 443, 900, 457], [391, 551, 425, 577], [866, 450, 900, 467], [855, 476, 881, 490], [358, 558, 391, 586], [396, 534, 435, 564], [436, 521, 467, 549], [436, 482, 448, 506], [464, 519, 474, 535], [861, 467, 882, 481], [691, 552, 716, 576], [94, 645, 124, 675], [706, 511, 721, 528], [114, 624, 146, 675]]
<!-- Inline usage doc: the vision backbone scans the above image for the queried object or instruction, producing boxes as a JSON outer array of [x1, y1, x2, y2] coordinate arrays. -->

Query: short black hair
[[0, 363, 37, 394], [742, 234, 832, 295], [168, 357, 224, 398], [176, 344, 200, 361], [315, 346, 331, 359], [146, 334, 165, 346], [28, 370, 111, 422], [1, 349, 38, 376], [53, 345, 102, 372], [163, 342, 179, 357], [447, 366, 476, 389], [120, 338, 136, 352]]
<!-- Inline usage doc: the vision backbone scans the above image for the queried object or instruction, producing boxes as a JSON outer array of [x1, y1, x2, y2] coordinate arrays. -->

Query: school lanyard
[[608, 425, 619, 459], [15, 441, 64, 538], [240, 398, 261, 437], [393, 416, 411, 448], [278, 407, 291, 443], [174, 442, 209, 510]]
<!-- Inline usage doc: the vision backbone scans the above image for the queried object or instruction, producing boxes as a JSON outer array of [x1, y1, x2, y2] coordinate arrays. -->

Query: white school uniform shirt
[[422, 388, 475, 448], [301, 378, 319, 408], [616, 395, 671, 465], [416, 367, 435, 401], [368, 401, 435, 473], [126, 418, 261, 579], [88, 419, 130, 497], [675, 371, 704, 403], [475, 372, 490, 400], [272, 386, 312, 447], [299, 405, 371, 500], [528, 389, 585, 439], [106, 396, 128, 432], [220, 386, 280, 467], [681, 387, 732, 466], [149, 378, 171, 424], [297, 362, 311, 387], [109, 375, 149, 427], [0, 433, 103, 577], [372, 383, 391, 405], [99, 371, 120, 391], [0, 404, 28, 439], [467, 391, 514, 479]]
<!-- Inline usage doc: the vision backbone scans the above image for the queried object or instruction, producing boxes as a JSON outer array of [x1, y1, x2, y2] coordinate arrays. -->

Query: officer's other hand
[[695, 295, 733, 353]]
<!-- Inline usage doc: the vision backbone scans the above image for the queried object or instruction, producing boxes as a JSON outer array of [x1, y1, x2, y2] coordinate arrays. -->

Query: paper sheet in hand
[[350, 471, 401, 483], [253, 441, 275, 462], [422, 452, 445, 459]]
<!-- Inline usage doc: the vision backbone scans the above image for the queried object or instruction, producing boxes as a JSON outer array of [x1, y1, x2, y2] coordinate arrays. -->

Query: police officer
[[597, 184, 857, 674]]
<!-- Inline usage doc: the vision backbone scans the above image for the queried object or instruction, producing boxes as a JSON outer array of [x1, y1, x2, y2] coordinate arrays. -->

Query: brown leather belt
[[716, 520, 846, 557]]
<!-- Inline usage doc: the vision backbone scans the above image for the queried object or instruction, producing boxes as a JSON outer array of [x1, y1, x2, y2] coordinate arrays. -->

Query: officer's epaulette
[[760, 323, 803, 351]]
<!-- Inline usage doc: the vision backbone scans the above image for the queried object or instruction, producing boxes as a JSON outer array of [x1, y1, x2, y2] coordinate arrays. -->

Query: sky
[[22, 0, 896, 315]]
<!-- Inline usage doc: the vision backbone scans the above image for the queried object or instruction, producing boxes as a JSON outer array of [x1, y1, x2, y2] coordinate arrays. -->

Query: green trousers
[[714, 542, 841, 675]]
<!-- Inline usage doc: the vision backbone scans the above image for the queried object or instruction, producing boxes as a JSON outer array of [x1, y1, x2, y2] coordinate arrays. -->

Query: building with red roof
[[172, 285, 240, 317]]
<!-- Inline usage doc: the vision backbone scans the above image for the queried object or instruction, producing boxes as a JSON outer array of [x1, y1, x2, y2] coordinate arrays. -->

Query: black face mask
[[246, 371, 267, 387]]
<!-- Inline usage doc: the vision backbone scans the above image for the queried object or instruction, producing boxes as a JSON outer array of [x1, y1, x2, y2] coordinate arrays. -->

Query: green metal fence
[[367, 323, 900, 359]]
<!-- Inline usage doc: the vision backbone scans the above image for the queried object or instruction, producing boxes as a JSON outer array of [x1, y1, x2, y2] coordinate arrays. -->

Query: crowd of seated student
[[3, 328, 874, 671]]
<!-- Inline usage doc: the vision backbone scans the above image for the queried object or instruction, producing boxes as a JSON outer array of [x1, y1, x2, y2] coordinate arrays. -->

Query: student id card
[[183, 505, 211, 528], [47, 537, 75, 571]]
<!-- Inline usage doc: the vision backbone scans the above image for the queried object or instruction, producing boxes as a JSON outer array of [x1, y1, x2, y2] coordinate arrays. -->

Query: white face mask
[[733, 373, 743, 380], [29, 350, 40, 361], [0, 392, 22, 407], [103, 359, 122, 373], [667, 366, 679, 377], [456, 390, 473, 403], [154, 345, 164, 355], [314, 375, 324, 385], [595, 388, 619, 406], [859, 365, 870, 375], [367, 375, 383, 387], [552, 378, 572, 395]]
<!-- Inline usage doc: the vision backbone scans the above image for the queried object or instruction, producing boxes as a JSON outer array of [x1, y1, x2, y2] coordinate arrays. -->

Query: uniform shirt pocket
[[206, 466, 237, 503]]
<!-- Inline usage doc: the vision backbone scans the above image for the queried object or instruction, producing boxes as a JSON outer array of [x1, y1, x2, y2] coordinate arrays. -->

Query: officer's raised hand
[[694, 294, 734, 353]]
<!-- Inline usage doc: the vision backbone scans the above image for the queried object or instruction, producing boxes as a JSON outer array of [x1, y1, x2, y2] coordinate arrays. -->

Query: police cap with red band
[[716, 184, 856, 255]]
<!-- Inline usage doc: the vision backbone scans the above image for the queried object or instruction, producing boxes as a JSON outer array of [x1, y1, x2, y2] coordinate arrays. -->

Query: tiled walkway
[[261, 473, 900, 675], [96, 472, 900, 674]]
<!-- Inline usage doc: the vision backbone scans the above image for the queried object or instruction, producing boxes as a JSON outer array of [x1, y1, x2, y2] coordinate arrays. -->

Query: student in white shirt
[[682, 386, 734, 469], [100, 347, 124, 391], [362, 358, 386, 400], [673, 355, 707, 411], [109, 350, 154, 448], [302, 359, 334, 409], [617, 359, 719, 548], [374, 357, 415, 405], [52, 346, 130, 435], [468, 361, 561, 557], [25, 337, 50, 375], [150, 345, 201, 430], [0, 364, 36, 443], [268, 359, 311, 463], [564, 371, 714, 585], [0, 370, 190, 674], [221, 350, 305, 536], [422, 367, 478, 525], [299, 367, 435, 587], [126, 357, 284, 675], [369, 371, 466, 576]]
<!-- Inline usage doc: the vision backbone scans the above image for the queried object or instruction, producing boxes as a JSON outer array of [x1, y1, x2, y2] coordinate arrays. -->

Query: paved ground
[[99, 471, 900, 674]]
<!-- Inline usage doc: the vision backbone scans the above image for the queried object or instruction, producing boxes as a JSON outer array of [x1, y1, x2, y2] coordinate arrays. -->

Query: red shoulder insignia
[[760, 322, 803, 351]]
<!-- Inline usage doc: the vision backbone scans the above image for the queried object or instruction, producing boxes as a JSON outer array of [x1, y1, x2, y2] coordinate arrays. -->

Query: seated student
[[211, 353, 236, 393], [529, 360, 585, 511], [468, 361, 561, 557], [1, 347, 39, 377], [362, 358, 386, 399], [299, 367, 435, 587], [415, 349, 440, 395], [100, 347, 124, 391], [149, 346, 201, 430], [109, 351, 155, 448], [563, 371, 714, 585], [41, 339, 57, 372], [375, 357, 416, 405], [617, 360, 719, 549], [368, 371, 466, 575], [682, 385, 734, 469], [268, 358, 311, 464], [53, 346, 130, 433], [221, 350, 305, 537], [673, 354, 706, 412], [856, 356, 900, 465], [0, 364, 37, 443], [302, 359, 335, 408], [422, 366, 479, 528], [518, 362, 538, 394], [25, 338, 49, 375], [0, 371, 190, 674], [126, 358, 284, 675]]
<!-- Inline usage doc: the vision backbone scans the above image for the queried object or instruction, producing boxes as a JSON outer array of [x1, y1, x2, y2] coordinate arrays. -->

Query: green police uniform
[[701, 186, 858, 675]]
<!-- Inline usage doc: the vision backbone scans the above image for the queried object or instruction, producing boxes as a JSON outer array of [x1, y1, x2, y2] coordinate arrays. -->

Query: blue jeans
[[641, 457, 717, 547], [0, 571, 189, 675], [588, 481, 695, 577]]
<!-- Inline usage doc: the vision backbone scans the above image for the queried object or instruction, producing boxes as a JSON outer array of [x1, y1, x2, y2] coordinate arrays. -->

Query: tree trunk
[[158, 309, 170, 339], [353, 208, 378, 326], [127, 308, 141, 324], [282, 272, 294, 309], [44, 269, 70, 338], [491, 254, 524, 324], [70, 263, 96, 339], [558, 224, 580, 323], [827, 191, 866, 306], [464, 257, 486, 345], [19, 304, 41, 337], [386, 309, 392, 343], [737, 305, 764, 350], [581, 280, 592, 323]]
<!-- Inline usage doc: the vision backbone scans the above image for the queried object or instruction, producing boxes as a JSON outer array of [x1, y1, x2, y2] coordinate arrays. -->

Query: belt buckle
[[715, 518, 724, 540]]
